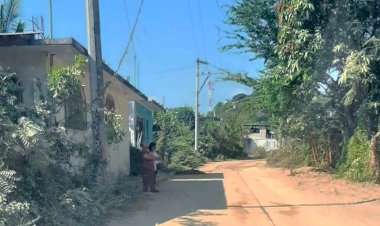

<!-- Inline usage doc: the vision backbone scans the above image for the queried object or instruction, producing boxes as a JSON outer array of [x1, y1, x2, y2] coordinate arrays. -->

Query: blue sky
[[21, 0, 263, 112]]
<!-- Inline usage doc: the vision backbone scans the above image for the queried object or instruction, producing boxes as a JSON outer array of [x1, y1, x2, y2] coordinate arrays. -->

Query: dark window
[[136, 117, 144, 146], [105, 94, 115, 110], [65, 86, 87, 130], [250, 127, 260, 133], [105, 94, 115, 122]]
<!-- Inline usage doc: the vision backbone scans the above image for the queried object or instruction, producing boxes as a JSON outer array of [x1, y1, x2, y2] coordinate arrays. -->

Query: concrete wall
[[249, 128, 268, 140], [0, 44, 143, 182], [103, 69, 130, 181], [0, 47, 48, 106], [244, 133, 279, 153]]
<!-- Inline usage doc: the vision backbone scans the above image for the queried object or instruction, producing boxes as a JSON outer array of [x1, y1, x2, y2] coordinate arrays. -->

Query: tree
[[199, 96, 253, 159], [0, 56, 127, 224], [171, 106, 195, 131], [225, 0, 380, 180], [0, 0, 24, 33], [225, 0, 279, 62], [153, 108, 194, 164]]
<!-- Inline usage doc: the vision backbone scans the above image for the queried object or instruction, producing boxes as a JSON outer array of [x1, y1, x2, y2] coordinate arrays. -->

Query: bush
[[250, 147, 268, 159], [129, 146, 141, 176], [0, 166, 37, 226], [338, 130, 372, 182], [267, 142, 309, 169], [168, 149, 204, 170]]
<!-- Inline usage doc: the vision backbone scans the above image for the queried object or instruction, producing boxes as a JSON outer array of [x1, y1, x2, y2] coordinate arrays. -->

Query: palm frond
[[0, 0, 21, 32]]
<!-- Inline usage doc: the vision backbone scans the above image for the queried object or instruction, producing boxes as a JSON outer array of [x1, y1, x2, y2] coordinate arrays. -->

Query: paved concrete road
[[107, 160, 380, 226]]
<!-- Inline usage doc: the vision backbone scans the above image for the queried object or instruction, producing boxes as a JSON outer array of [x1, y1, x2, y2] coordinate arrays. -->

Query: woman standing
[[149, 142, 161, 185], [141, 144, 159, 192]]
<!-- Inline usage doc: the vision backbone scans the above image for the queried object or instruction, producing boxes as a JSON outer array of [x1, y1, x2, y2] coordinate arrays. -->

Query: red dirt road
[[108, 160, 380, 226]]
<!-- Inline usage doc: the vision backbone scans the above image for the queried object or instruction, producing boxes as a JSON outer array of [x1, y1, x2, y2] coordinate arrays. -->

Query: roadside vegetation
[[0, 57, 130, 225], [152, 102, 251, 173], [223, 0, 380, 183]]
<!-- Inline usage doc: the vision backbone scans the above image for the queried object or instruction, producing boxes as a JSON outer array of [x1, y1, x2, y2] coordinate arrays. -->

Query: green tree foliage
[[168, 149, 203, 171], [225, 0, 279, 61], [0, 165, 36, 226], [338, 130, 372, 182], [153, 108, 194, 165], [0, 0, 24, 33], [0, 56, 128, 225], [199, 95, 253, 159], [170, 106, 195, 131], [226, 0, 380, 181]]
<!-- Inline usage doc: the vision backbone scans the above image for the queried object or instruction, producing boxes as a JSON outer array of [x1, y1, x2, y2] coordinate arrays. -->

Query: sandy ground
[[107, 160, 380, 226]]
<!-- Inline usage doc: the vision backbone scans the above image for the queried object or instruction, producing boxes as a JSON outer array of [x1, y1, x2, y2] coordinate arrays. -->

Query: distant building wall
[[244, 133, 278, 153]]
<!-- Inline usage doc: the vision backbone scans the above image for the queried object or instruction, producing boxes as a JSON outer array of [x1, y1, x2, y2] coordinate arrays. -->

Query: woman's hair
[[148, 142, 156, 151]]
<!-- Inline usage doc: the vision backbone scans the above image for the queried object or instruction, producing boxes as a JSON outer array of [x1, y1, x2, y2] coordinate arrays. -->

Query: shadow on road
[[108, 173, 227, 226], [156, 173, 227, 224]]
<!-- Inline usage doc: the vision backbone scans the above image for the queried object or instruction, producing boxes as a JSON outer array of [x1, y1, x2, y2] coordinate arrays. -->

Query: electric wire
[[114, 0, 144, 77], [122, 0, 137, 87], [143, 66, 192, 75], [187, 0, 199, 56], [197, 0, 207, 59], [123, 0, 136, 53]]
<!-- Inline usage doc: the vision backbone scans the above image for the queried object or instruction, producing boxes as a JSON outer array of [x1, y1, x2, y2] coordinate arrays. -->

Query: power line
[[114, 0, 144, 76], [187, 0, 199, 56], [144, 66, 192, 75], [197, 0, 207, 59], [122, 0, 136, 53]]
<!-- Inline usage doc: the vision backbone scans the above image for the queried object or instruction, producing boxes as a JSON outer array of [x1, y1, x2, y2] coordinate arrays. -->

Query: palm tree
[[0, 0, 24, 33]]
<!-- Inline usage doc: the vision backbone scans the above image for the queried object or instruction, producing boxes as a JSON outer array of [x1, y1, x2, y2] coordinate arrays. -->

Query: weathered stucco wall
[[103, 70, 131, 180], [0, 44, 146, 182], [0, 47, 48, 107]]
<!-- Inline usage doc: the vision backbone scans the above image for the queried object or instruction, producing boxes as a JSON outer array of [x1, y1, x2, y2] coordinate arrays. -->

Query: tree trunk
[[309, 135, 318, 166], [327, 134, 334, 166], [370, 132, 380, 181], [344, 105, 355, 137]]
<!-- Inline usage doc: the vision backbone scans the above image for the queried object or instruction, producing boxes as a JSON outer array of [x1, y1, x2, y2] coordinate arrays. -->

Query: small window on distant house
[[65, 86, 87, 130], [250, 127, 260, 133], [136, 117, 144, 147], [105, 94, 115, 122], [105, 94, 115, 110]]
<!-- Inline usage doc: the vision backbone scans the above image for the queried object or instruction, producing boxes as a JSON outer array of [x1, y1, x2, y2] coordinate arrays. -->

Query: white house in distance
[[0, 32, 164, 182], [244, 124, 278, 154]]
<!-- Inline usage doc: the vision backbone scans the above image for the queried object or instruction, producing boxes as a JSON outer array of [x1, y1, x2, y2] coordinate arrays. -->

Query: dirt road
[[107, 160, 380, 226]]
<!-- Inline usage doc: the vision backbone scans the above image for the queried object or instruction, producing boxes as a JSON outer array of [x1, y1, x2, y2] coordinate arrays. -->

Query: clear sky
[[21, 0, 263, 112]]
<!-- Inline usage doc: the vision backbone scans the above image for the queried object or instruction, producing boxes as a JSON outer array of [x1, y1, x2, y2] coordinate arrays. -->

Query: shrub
[[129, 146, 141, 176], [0, 166, 37, 226], [338, 130, 372, 182], [60, 187, 107, 225], [267, 142, 309, 169], [168, 149, 204, 170], [250, 147, 268, 159]]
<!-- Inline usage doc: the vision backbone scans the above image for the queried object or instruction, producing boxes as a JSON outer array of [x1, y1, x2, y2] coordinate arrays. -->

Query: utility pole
[[48, 0, 53, 38], [194, 58, 208, 151], [86, 0, 106, 178]]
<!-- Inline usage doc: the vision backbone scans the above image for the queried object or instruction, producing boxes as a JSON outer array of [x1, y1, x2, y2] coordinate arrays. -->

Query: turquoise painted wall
[[134, 102, 153, 145]]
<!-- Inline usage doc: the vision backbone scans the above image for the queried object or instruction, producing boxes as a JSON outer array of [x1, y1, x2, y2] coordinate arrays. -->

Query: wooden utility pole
[[86, 0, 106, 177]]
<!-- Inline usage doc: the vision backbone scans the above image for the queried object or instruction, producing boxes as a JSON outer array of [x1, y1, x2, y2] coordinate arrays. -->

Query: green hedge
[[130, 146, 141, 176]]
